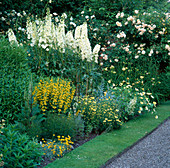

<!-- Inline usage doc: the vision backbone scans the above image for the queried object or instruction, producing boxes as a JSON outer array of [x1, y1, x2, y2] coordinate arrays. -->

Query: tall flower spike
[[81, 22, 88, 39], [92, 44, 101, 63], [56, 19, 66, 53], [7, 29, 18, 46], [65, 31, 76, 50], [75, 25, 82, 40]]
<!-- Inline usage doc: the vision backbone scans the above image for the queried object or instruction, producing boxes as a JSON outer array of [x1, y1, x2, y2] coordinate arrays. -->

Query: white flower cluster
[[19, 9, 100, 63], [128, 96, 137, 115], [165, 44, 170, 55], [115, 12, 124, 18], [117, 31, 126, 38], [7, 29, 18, 46]]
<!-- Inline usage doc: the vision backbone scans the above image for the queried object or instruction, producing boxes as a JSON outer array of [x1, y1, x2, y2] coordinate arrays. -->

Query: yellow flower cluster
[[78, 96, 122, 132], [41, 135, 73, 157], [32, 78, 75, 114]]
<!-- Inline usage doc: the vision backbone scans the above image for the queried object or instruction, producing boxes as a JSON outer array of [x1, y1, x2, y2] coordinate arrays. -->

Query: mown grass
[[46, 101, 170, 168]]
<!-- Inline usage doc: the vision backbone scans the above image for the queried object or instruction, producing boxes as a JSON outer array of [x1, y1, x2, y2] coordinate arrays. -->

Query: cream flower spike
[[7, 29, 19, 46], [93, 44, 101, 63]]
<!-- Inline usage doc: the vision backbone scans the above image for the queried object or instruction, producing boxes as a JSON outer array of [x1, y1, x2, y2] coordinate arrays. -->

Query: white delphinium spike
[[43, 11, 53, 50], [75, 25, 82, 42], [7, 29, 18, 46], [30, 21, 38, 46], [79, 22, 92, 61], [56, 19, 66, 53], [51, 22, 57, 48], [81, 37, 92, 62], [26, 17, 33, 40], [92, 44, 101, 63], [81, 22, 88, 39], [65, 31, 76, 50]]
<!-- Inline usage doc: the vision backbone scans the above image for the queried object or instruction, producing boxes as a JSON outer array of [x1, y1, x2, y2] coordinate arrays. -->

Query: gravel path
[[104, 118, 170, 168]]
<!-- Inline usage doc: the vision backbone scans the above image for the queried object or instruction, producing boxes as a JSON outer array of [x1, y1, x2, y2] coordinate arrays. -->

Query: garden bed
[[45, 101, 170, 168]]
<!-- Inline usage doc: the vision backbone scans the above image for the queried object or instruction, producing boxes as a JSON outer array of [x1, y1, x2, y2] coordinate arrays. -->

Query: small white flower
[[135, 55, 139, 59], [114, 59, 119, 62], [55, 17, 59, 22], [100, 62, 103, 66], [120, 12, 124, 18], [53, 12, 58, 16], [124, 22, 128, 25], [85, 15, 89, 19], [116, 12, 120, 18], [127, 16, 134, 21], [116, 21, 122, 27], [134, 10, 139, 14], [122, 67, 126, 71], [110, 43, 116, 47], [108, 80, 111, 83], [17, 13, 21, 17], [81, 11, 84, 14], [70, 22, 76, 27], [1, 17, 5, 21], [117, 34, 120, 38], [91, 15, 95, 19], [23, 11, 26, 16], [62, 13, 67, 19], [142, 50, 146, 55]]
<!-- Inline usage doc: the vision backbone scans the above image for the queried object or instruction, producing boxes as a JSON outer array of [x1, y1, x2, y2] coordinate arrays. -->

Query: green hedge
[[0, 36, 31, 123]]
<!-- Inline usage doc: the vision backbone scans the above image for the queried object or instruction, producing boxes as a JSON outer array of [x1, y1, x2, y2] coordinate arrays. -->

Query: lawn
[[46, 101, 170, 168]]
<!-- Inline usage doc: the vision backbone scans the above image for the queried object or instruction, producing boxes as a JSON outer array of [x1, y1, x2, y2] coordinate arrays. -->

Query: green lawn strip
[[46, 101, 170, 168]]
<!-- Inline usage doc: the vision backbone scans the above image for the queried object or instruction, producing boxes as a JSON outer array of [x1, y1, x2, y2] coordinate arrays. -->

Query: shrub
[[42, 113, 78, 140], [0, 36, 31, 123], [14, 76, 45, 139], [100, 9, 169, 102], [0, 124, 43, 168], [77, 96, 122, 133], [108, 85, 156, 121], [77, 82, 157, 133]]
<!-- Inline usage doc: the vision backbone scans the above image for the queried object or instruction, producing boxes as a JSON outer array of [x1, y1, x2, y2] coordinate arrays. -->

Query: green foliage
[[0, 36, 31, 123], [77, 96, 122, 133], [0, 124, 43, 168], [15, 74, 45, 138], [151, 70, 170, 103], [15, 100, 45, 139], [42, 113, 78, 140], [77, 83, 156, 133], [43, 101, 170, 168], [0, 0, 84, 33], [108, 85, 155, 121], [100, 9, 169, 102]]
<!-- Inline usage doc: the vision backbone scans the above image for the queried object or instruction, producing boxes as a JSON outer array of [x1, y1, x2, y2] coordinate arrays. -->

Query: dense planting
[[0, 0, 169, 167]]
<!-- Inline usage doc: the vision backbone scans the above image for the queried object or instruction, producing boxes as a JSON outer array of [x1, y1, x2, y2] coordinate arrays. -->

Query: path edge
[[100, 116, 170, 168]]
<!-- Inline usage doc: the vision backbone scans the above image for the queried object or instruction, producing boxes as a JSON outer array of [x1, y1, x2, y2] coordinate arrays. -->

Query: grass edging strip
[[100, 116, 170, 168], [45, 101, 170, 168]]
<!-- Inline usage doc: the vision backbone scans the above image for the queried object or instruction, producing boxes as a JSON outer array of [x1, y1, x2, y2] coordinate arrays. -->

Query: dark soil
[[37, 133, 99, 168]]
